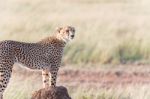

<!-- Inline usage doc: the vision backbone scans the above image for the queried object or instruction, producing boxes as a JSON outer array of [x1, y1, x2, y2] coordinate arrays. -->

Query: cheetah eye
[[66, 30, 69, 32], [72, 29, 75, 32]]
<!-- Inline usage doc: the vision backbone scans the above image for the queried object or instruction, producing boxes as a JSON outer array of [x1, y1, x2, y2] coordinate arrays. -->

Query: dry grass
[[1, 0, 150, 64], [3, 65, 150, 99]]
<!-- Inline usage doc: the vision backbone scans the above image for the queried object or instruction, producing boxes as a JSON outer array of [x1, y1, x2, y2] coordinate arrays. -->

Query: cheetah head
[[56, 26, 75, 43]]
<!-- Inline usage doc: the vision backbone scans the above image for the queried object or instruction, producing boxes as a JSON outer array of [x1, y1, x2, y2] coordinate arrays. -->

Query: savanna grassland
[[1, 0, 150, 99], [1, 0, 150, 64]]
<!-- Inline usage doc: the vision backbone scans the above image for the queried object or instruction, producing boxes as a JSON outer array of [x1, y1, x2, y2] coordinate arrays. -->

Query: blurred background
[[1, 0, 150, 99]]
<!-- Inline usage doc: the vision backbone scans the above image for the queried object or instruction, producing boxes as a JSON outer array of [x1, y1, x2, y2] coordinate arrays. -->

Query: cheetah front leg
[[42, 67, 59, 88], [42, 69, 50, 89], [50, 68, 59, 88]]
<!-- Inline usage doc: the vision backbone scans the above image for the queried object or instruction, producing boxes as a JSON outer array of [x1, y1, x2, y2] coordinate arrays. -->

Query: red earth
[[13, 65, 150, 88]]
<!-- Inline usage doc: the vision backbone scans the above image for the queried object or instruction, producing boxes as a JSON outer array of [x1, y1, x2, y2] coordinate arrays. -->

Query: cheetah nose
[[71, 35, 74, 38]]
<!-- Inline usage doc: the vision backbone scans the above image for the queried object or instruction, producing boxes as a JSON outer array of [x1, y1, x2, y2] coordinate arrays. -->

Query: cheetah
[[0, 26, 75, 99]]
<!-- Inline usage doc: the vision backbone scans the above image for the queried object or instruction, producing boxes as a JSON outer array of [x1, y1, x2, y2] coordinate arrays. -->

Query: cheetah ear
[[56, 27, 63, 33]]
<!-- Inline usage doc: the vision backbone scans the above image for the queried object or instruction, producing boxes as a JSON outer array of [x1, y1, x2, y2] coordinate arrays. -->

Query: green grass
[[1, 0, 150, 64]]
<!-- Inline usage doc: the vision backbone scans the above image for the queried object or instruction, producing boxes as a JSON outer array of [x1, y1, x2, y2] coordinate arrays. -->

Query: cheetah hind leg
[[42, 70, 50, 89], [0, 67, 12, 99], [0, 93, 2, 99]]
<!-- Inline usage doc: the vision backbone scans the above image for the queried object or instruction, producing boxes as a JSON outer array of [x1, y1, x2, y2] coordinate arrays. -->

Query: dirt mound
[[31, 86, 71, 99]]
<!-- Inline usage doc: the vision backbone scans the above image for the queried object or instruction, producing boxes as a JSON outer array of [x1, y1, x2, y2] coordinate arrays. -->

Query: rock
[[31, 86, 71, 99]]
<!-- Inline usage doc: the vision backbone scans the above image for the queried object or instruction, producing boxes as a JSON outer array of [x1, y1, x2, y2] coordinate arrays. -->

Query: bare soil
[[13, 65, 150, 88], [59, 68, 150, 88]]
